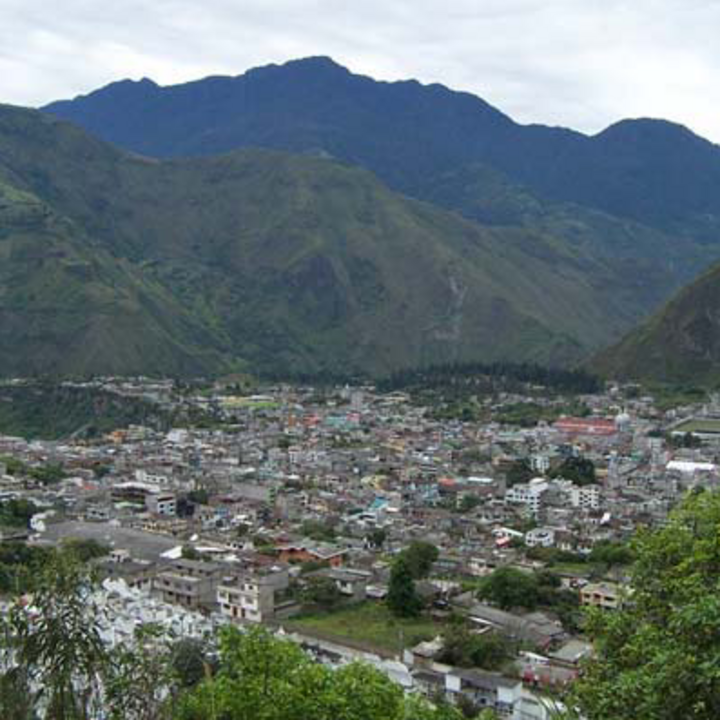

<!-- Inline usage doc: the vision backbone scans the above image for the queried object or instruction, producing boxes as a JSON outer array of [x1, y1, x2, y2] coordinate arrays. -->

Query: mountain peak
[[282, 56, 347, 71], [597, 117, 706, 146]]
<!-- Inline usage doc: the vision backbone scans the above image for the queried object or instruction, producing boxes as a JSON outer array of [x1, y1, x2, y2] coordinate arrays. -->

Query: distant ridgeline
[[0, 382, 168, 440], [13, 56, 720, 378]]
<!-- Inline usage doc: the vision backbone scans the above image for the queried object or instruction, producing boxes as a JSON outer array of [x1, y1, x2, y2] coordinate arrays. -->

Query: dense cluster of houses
[[3, 377, 720, 718]]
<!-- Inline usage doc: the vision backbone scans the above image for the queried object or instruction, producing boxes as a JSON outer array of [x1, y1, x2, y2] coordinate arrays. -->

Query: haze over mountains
[[1, 56, 719, 379]]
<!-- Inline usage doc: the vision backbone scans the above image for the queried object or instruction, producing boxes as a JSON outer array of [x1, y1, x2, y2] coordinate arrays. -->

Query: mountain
[[591, 263, 720, 384], [2, 102, 666, 377], [0, 166, 226, 377], [44, 57, 720, 241]]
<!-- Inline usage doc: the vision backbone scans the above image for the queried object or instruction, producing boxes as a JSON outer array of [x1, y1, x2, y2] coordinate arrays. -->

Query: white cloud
[[1, 0, 719, 141]]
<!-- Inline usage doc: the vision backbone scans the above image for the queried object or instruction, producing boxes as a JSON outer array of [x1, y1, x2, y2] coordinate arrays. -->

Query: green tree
[[550, 456, 596, 486], [7, 553, 108, 719], [300, 519, 336, 542], [0, 617, 33, 720], [175, 625, 424, 720], [30, 462, 67, 485], [458, 495, 481, 513], [300, 575, 342, 610], [387, 557, 422, 617], [187, 489, 209, 505], [400, 541, 439, 579], [478, 567, 538, 610], [181, 545, 202, 561], [505, 458, 534, 487], [171, 637, 209, 689], [105, 624, 174, 720], [367, 527, 387, 549], [61, 538, 110, 563], [0, 498, 37, 527], [438, 620, 509, 670], [569, 490, 720, 719], [587, 540, 634, 567]]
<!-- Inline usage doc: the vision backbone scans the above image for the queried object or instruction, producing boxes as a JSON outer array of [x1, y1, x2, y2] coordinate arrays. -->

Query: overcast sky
[[2, 0, 719, 141]]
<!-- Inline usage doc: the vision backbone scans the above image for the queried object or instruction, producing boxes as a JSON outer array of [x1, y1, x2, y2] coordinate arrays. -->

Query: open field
[[286, 601, 444, 655], [672, 418, 720, 434]]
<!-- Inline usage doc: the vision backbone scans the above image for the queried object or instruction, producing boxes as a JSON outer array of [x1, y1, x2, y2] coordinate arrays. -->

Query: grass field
[[286, 601, 444, 655], [672, 418, 720, 434]]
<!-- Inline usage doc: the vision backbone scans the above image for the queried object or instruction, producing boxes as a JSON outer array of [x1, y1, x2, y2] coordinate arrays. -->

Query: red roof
[[554, 417, 616, 436]]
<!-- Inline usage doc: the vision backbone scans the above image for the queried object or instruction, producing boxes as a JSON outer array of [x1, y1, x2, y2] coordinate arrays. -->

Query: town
[[0, 373, 717, 719]]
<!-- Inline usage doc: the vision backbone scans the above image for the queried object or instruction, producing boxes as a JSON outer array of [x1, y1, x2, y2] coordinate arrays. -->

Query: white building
[[570, 485, 600, 510], [505, 478, 548, 516]]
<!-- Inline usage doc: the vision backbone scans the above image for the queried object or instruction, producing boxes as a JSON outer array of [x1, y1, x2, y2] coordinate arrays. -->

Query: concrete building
[[217, 566, 290, 623], [580, 582, 622, 610], [154, 559, 225, 610]]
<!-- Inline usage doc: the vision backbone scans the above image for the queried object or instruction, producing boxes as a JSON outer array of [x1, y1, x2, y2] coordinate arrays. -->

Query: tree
[[61, 538, 110, 563], [569, 490, 720, 719], [300, 576, 342, 610], [30, 462, 67, 485], [478, 567, 539, 611], [367, 528, 387, 549], [171, 637, 209, 689], [400, 541, 439, 579], [187, 489, 209, 506], [105, 624, 175, 720], [587, 540, 634, 568], [174, 625, 457, 720], [7, 553, 108, 719], [505, 458, 534, 487], [387, 557, 422, 617], [458, 495, 481, 513], [0, 498, 37, 528], [181, 545, 202, 561], [300, 519, 336, 542], [438, 619, 509, 670], [550, 456, 596, 486]]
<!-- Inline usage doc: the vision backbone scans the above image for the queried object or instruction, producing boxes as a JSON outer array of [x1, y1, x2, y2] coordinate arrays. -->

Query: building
[[524, 527, 555, 548], [580, 582, 622, 610], [570, 485, 600, 510], [505, 479, 548, 517], [276, 541, 347, 567], [321, 567, 369, 601], [217, 566, 290, 623], [153, 559, 225, 610], [146, 492, 177, 517], [554, 418, 616, 437], [445, 669, 521, 717]]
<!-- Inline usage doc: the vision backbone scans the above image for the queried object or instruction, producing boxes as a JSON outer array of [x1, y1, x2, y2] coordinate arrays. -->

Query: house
[[217, 566, 291, 623], [505, 479, 548, 517], [277, 541, 347, 567], [146, 492, 177, 517], [153, 559, 225, 610], [320, 567, 369, 601], [580, 582, 623, 610], [524, 527, 555, 548], [570, 485, 600, 510], [445, 668, 521, 716], [466, 603, 565, 649]]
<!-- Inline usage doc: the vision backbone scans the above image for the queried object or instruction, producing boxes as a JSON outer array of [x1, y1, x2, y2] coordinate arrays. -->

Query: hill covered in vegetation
[[0, 103, 701, 377]]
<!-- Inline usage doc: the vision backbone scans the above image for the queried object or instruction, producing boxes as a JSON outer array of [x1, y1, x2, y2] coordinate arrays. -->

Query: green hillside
[[0, 176, 231, 377], [0, 103, 714, 377], [591, 262, 720, 384]]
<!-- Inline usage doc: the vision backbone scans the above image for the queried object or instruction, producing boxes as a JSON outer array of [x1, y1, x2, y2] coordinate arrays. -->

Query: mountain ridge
[[591, 262, 720, 385], [0, 103, 612, 377]]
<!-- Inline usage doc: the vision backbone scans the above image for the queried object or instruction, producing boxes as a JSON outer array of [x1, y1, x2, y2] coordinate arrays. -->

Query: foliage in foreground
[[0, 552, 466, 720], [568, 489, 720, 719]]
